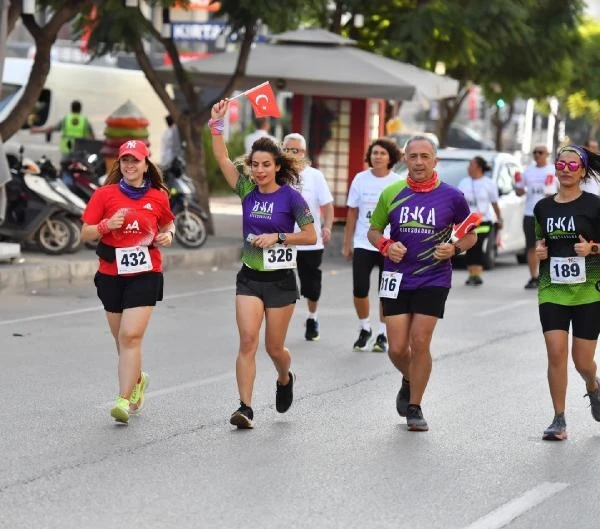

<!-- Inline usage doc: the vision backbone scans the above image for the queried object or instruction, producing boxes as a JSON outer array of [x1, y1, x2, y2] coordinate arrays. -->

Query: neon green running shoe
[[110, 396, 130, 423], [129, 372, 149, 415]]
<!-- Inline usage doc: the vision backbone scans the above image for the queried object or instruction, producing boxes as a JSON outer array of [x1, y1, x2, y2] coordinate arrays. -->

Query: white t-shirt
[[295, 165, 334, 251], [457, 176, 499, 222], [516, 163, 558, 216], [346, 169, 402, 251], [160, 126, 181, 167], [581, 178, 600, 195], [244, 129, 277, 154]]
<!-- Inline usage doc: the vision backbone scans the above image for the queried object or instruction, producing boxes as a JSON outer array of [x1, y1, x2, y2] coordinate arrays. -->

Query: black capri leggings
[[352, 248, 384, 298], [465, 221, 493, 267]]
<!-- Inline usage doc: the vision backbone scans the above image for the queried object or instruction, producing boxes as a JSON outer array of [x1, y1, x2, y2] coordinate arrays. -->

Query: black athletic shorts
[[296, 249, 324, 301], [539, 301, 600, 340], [352, 248, 384, 298], [523, 215, 537, 249], [382, 287, 450, 319], [94, 271, 164, 313], [236, 266, 299, 308]]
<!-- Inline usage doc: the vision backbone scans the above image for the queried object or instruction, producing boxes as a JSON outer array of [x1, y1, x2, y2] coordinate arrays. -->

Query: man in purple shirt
[[367, 136, 477, 432]]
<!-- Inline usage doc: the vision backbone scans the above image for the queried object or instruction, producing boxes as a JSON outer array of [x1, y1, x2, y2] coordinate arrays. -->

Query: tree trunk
[[179, 114, 214, 236], [491, 102, 515, 152], [436, 89, 468, 147]]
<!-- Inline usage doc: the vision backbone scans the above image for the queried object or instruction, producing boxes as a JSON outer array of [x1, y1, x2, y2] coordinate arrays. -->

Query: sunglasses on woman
[[554, 160, 582, 171]]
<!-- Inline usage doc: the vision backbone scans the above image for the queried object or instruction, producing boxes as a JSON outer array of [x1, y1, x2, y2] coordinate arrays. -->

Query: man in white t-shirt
[[516, 145, 558, 289], [244, 117, 277, 154], [283, 133, 334, 341], [342, 139, 402, 352]]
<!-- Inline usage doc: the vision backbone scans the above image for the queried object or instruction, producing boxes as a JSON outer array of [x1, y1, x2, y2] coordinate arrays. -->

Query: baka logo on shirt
[[251, 200, 274, 219], [124, 220, 140, 233], [396, 206, 436, 233], [546, 216, 575, 238]]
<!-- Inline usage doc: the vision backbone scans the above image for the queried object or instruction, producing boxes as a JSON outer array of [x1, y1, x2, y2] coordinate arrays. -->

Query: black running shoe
[[372, 333, 387, 353], [230, 402, 254, 429], [305, 318, 320, 341], [396, 377, 410, 417], [472, 275, 483, 285], [276, 371, 295, 413], [465, 276, 476, 286], [353, 329, 372, 351], [524, 277, 539, 289], [542, 414, 567, 440], [584, 377, 600, 422], [406, 404, 429, 431]]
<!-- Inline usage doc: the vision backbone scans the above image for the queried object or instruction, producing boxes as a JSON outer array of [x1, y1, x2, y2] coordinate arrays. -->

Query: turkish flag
[[451, 212, 484, 241], [245, 82, 281, 118], [80, 5, 98, 53]]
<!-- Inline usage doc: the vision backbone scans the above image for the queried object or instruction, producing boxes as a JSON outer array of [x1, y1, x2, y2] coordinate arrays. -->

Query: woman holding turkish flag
[[81, 140, 175, 424], [209, 99, 316, 430]]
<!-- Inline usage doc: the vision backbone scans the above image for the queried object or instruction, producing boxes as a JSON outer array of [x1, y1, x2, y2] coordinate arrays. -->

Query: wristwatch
[[591, 243, 599, 255], [277, 233, 287, 244]]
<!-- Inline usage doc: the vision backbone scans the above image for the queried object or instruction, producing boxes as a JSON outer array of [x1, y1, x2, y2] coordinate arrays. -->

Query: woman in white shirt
[[457, 156, 503, 285]]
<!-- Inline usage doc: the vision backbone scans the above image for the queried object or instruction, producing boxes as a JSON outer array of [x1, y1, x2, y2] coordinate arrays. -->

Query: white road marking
[[462, 481, 569, 529], [477, 299, 533, 317], [0, 285, 235, 325], [99, 371, 235, 407]]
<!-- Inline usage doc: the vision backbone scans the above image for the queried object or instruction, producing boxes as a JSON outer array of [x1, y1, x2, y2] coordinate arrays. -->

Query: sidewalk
[[0, 195, 346, 294], [0, 196, 243, 294]]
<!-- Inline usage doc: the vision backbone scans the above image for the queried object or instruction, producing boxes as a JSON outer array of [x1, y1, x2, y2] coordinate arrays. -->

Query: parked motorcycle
[[37, 156, 87, 253], [1, 147, 79, 254], [164, 156, 208, 249]]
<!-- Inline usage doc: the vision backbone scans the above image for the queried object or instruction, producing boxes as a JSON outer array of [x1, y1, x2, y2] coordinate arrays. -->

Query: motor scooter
[[164, 156, 208, 248], [36, 156, 87, 252], [1, 148, 79, 255]]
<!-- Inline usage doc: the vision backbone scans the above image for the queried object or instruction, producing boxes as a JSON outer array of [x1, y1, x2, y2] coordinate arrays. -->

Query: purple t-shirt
[[236, 175, 313, 271], [370, 180, 470, 289]]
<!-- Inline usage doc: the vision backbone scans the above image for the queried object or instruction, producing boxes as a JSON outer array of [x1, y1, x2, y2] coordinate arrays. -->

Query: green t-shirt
[[534, 192, 600, 305]]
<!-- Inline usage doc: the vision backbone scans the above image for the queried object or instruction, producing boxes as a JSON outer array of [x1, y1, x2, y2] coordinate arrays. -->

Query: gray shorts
[[236, 266, 299, 308]]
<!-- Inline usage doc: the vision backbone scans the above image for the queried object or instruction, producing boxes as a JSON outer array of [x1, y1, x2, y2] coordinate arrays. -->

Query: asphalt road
[[1, 255, 599, 529]]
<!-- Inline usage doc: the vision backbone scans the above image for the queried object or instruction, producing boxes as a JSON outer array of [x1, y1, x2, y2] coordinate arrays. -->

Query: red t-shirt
[[82, 184, 175, 275]]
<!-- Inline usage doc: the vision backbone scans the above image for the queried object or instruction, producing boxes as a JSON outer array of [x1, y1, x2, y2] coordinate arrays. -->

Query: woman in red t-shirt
[[81, 140, 175, 424]]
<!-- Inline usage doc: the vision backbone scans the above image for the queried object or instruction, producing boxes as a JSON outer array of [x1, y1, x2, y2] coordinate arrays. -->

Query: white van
[[0, 57, 167, 165]]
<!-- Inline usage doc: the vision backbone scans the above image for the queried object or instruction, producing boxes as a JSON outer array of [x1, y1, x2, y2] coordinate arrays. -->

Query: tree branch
[[213, 20, 257, 105], [7, 0, 21, 35], [129, 36, 178, 119]]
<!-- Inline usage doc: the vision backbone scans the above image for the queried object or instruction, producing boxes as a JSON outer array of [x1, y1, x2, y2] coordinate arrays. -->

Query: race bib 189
[[263, 244, 297, 270], [116, 245, 152, 275], [379, 271, 402, 299], [550, 256, 586, 284]]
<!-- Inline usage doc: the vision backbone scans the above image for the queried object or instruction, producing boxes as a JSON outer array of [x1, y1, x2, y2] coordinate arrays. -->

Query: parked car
[[398, 148, 526, 269]]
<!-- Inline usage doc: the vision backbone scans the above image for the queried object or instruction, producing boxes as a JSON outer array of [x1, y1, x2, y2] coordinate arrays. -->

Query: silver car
[[398, 148, 526, 269]]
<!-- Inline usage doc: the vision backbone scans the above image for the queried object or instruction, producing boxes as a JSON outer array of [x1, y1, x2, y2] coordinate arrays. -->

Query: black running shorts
[[296, 249, 324, 302], [382, 287, 450, 319], [539, 301, 600, 340], [236, 266, 299, 308], [94, 271, 164, 313], [352, 248, 384, 298]]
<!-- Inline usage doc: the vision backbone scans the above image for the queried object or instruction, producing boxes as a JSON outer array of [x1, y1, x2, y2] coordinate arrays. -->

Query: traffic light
[[496, 98, 506, 109]]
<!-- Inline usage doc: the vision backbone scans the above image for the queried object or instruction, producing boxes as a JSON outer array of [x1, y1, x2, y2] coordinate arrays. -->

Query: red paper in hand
[[451, 212, 483, 242]]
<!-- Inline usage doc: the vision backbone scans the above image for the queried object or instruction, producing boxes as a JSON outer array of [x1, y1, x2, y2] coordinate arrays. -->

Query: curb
[[0, 243, 242, 294]]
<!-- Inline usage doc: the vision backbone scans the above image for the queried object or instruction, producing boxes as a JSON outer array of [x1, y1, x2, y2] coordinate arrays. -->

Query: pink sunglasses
[[554, 160, 582, 171]]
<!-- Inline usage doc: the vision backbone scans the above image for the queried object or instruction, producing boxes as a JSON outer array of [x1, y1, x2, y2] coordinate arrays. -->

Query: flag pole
[[228, 81, 270, 100]]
